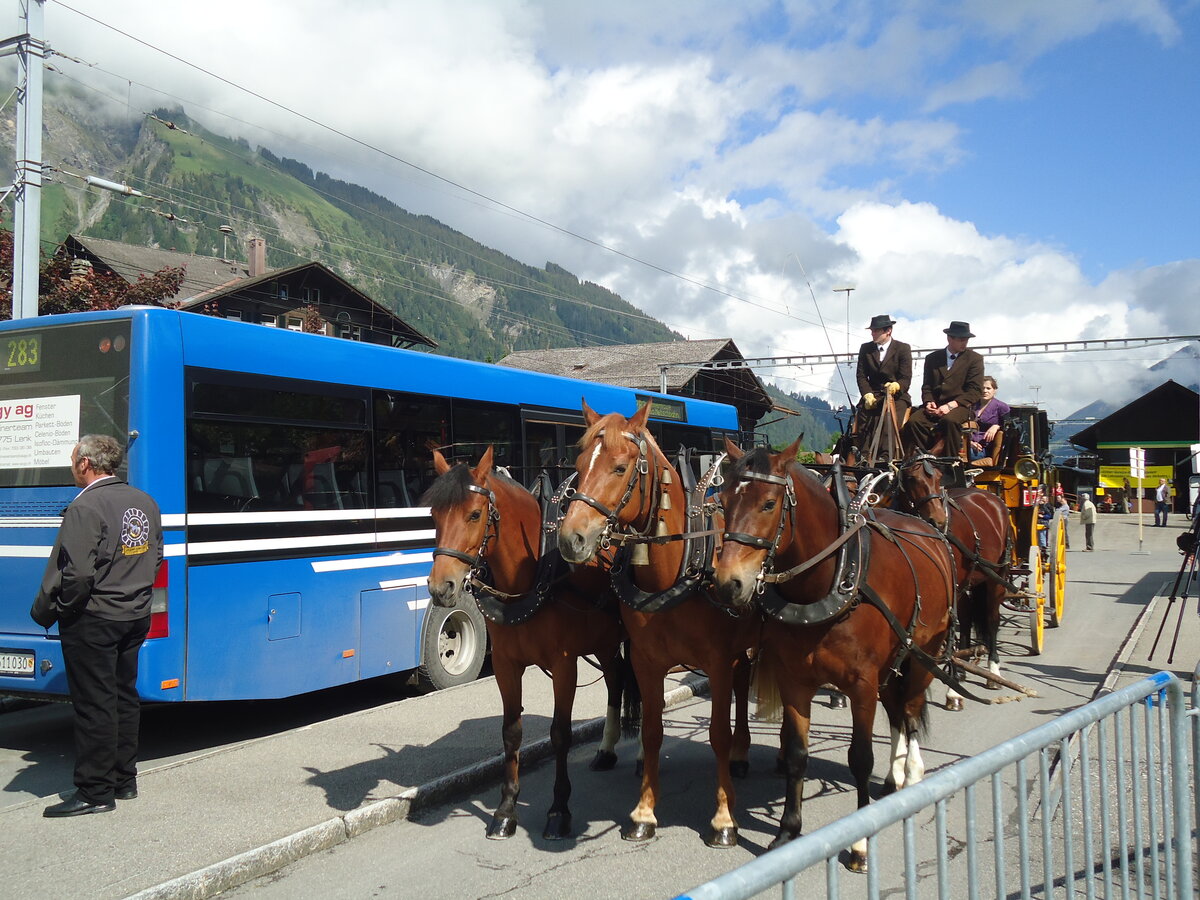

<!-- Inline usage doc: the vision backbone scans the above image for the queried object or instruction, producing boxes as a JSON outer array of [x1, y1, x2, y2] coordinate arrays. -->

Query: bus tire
[[418, 600, 488, 690]]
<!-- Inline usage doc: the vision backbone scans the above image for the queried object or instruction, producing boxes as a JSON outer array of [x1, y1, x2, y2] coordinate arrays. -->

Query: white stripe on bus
[[312, 551, 434, 573], [378, 576, 429, 590], [185, 507, 431, 526]]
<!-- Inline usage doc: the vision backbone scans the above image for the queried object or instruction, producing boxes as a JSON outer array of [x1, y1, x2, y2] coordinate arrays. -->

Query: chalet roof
[[63, 234, 437, 349], [498, 339, 743, 391], [1071, 380, 1199, 450], [64, 234, 252, 305], [497, 338, 772, 426]]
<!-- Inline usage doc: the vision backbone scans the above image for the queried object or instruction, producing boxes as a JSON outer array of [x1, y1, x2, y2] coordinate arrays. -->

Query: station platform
[[2, 512, 1196, 900]]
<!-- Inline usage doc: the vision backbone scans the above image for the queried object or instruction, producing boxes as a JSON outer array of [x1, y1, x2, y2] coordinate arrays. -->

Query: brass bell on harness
[[659, 488, 672, 510], [660, 467, 673, 485], [630, 542, 650, 567]]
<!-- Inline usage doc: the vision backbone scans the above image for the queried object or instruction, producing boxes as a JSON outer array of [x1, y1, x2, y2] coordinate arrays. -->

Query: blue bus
[[0, 308, 739, 701]]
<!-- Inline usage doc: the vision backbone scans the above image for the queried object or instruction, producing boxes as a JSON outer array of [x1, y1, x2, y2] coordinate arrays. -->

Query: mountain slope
[[3, 94, 679, 362]]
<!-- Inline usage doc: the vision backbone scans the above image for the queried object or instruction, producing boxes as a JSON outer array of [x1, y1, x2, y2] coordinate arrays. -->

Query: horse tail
[[752, 652, 783, 723], [619, 639, 642, 738]]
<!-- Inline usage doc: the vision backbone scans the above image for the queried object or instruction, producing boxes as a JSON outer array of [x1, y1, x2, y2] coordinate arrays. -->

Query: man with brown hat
[[904, 321, 985, 457], [853, 314, 912, 455]]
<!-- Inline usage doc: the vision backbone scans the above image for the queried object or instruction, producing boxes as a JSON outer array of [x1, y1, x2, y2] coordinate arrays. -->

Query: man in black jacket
[[904, 321, 985, 457], [31, 434, 163, 817], [854, 314, 912, 457]]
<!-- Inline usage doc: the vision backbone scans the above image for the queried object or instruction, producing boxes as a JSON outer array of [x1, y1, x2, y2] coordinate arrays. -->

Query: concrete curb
[[1095, 580, 1168, 698], [125, 673, 711, 900]]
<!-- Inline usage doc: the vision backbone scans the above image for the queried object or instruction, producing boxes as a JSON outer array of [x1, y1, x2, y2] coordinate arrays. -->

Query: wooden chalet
[[59, 234, 437, 350], [1071, 379, 1199, 513], [497, 338, 771, 433]]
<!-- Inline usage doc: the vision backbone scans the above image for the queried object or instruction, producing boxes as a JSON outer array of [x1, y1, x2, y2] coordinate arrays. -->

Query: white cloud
[[2, 0, 1195, 422]]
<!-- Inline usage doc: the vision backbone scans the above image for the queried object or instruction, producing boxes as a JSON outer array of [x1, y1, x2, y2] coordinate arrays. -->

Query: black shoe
[[44, 793, 115, 817], [115, 786, 138, 800]]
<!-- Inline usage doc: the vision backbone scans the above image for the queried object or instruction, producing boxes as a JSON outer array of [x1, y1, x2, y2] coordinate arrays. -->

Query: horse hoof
[[879, 781, 898, 797], [844, 850, 869, 874], [635, 759, 644, 778], [486, 815, 518, 840], [589, 749, 618, 771], [622, 821, 656, 842], [829, 693, 847, 709], [984, 679, 1002, 691], [729, 759, 750, 779], [768, 831, 799, 851], [707, 826, 738, 848], [542, 811, 572, 841], [945, 696, 963, 712]]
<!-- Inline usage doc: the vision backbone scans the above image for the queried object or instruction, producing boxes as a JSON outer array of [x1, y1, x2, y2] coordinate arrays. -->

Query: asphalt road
[[215, 514, 1192, 900]]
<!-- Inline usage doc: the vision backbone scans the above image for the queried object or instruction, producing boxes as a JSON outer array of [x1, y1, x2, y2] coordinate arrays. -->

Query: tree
[[0, 227, 186, 318]]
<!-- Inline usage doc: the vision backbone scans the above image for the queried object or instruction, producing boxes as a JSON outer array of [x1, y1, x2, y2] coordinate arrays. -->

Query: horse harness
[[724, 461, 989, 702], [433, 473, 599, 626]]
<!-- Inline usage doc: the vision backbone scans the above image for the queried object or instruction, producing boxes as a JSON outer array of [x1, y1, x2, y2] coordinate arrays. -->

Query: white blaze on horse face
[[584, 443, 603, 477]]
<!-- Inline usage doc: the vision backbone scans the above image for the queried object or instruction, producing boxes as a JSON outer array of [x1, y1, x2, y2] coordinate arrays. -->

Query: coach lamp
[[1014, 456, 1041, 483]]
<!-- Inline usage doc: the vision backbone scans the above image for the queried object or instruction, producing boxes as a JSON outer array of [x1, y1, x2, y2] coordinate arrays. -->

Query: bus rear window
[[0, 321, 132, 487]]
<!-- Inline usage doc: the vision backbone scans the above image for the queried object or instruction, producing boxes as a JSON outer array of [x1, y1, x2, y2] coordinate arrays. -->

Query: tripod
[[1148, 515, 1200, 664]]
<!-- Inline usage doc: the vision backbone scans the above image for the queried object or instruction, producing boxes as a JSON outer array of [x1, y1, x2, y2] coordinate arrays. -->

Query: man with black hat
[[904, 321, 985, 457], [853, 314, 912, 451]]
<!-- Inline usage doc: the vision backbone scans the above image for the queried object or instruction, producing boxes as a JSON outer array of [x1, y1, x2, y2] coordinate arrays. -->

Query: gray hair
[[76, 434, 124, 475]]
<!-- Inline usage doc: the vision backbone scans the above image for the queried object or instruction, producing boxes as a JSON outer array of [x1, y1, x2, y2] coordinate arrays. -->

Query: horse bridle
[[896, 454, 948, 521], [563, 429, 658, 549], [722, 468, 795, 594], [432, 482, 500, 576]]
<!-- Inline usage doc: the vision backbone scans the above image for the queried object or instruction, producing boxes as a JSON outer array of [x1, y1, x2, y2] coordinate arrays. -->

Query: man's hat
[[866, 314, 895, 330], [943, 320, 975, 338]]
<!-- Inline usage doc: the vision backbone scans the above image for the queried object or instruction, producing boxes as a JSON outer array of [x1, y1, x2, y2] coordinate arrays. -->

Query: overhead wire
[[48, 0, 821, 328]]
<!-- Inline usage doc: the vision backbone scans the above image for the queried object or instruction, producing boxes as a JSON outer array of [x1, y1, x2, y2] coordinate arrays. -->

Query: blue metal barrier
[[676, 671, 1196, 900]]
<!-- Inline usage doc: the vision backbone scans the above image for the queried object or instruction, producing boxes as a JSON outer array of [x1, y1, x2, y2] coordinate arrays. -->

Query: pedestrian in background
[[1154, 477, 1170, 526], [1055, 490, 1071, 549], [31, 434, 163, 817], [1079, 492, 1097, 551]]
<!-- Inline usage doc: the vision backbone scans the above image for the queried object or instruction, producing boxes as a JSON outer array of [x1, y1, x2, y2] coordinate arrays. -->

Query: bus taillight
[[147, 561, 169, 639]]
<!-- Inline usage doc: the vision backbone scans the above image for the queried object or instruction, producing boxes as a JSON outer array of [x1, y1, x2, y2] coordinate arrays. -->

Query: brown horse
[[714, 437, 955, 870], [892, 455, 1012, 708], [424, 447, 627, 841], [557, 401, 759, 848]]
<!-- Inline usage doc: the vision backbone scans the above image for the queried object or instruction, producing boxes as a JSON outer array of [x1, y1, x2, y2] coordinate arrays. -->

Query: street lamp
[[220, 224, 234, 259], [1029, 385, 1041, 405], [832, 285, 856, 356]]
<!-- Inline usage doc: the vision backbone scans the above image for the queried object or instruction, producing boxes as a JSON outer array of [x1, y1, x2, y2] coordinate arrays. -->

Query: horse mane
[[577, 412, 634, 453], [420, 462, 520, 511], [729, 446, 773, 480], [420, 462, 473, 511]]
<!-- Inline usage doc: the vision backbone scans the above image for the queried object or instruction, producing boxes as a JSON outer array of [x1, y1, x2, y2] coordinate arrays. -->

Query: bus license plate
[[0, 650, 35, 677]]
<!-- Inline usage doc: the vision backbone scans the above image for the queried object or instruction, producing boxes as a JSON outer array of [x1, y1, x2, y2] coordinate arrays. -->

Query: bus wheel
[[419, 601, 488, 690]]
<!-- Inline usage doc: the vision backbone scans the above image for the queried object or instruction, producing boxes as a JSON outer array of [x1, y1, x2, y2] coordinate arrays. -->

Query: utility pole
[[7, 1, 47, 319]]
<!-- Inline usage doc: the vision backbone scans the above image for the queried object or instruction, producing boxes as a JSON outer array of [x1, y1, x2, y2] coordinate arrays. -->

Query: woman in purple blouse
[[969, 376, 1010, 461]]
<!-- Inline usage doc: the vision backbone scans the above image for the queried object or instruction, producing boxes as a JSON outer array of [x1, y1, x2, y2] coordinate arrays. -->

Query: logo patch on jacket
[[121, 507, 151, 556]]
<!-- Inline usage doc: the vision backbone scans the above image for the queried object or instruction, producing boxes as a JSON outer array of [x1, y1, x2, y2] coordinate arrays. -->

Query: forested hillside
[[3, 96, 679, 363]]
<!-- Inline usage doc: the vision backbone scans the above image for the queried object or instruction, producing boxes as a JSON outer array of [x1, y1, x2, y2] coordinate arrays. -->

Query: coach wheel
[[1047, 514, 1067, 628], [1027, 546, 1044, 656], [418, 600, 488, 690]]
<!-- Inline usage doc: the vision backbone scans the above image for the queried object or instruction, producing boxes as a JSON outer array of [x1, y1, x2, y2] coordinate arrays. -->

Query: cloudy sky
[[6, 0, 1199, 419]]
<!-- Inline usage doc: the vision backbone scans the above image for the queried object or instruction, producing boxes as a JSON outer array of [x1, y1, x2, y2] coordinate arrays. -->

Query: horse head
[[714, 435, 805, 610], [558, 400, 663, 566], [894, 453, 949, 530], [425, 446, 520, 608]]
